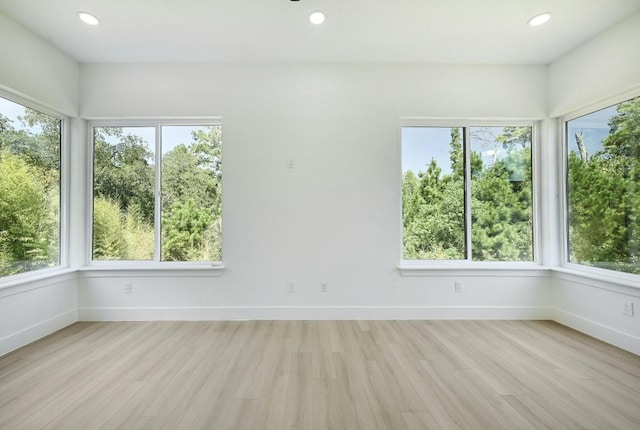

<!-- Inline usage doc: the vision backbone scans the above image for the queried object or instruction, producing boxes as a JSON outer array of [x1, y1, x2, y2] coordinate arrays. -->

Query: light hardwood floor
[[1, 320, 639, 429]]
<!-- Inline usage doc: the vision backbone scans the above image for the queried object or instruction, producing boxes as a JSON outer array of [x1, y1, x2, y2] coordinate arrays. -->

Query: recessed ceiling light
[[528, 12, 551, 27], [78, 11, 100, 26], [309, 11, 325, 25]]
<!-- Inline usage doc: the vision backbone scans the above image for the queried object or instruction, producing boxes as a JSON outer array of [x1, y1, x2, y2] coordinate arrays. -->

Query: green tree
[[402, 170, 422, 230], [162, 199, 215, 261], [496, 126, 532, 150], [0, 106, 60, 275], [402, 126, 532, 261], [162, 144, 218, 210], [161, 126, 222, 261], [93, 127, 155, 224], [92, 125, 222, 262], [0, 110, 60, 176], [123, 208, 154, 260], [0, 152, 53, 274], [569, 96, 640, 272], [471, 153, 532, 261], [92, 196, 127, 260], [402, 129, 465, 259]]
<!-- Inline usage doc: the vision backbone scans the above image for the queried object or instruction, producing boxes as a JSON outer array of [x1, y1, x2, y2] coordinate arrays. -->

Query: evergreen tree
[[402, 126, 532, 261], [569, 96, 640, 273]]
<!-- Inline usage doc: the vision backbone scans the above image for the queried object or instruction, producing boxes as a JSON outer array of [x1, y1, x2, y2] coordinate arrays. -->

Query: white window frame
[[398, 118, 543, 275], [0, 89, 71, 288], [559, 91, 640, 285], [86, 118, 224, 272]]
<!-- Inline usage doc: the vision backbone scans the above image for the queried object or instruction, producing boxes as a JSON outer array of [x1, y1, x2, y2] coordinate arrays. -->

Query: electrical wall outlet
[[124, 282, 132, 294], [623, 301, 634, 317], [454, 281, 463, 293], [320, 281, 328, 293]]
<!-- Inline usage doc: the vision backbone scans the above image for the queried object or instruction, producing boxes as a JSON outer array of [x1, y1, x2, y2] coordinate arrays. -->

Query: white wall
[[547, 12, 640, 354], [78, 63, 551, 321], [548, 12, 640, 118], [551, 273, 640, 355], [0, 275, 78, 356], [0, 11, 80, 356], [0, 12, 79, 116]]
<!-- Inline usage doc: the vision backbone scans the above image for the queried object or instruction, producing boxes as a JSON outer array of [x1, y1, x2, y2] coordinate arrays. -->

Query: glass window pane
[[401, 127, 465, 260], [566, 96, 640, 274], [161, 125, 222, 262], [0, 97, 61, 276], [92, 126, 155, 261], [470, 126, 533, 261]]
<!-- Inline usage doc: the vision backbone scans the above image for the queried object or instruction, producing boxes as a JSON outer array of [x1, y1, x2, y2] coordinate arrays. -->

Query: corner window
[[566, 96, 640, 275], [91, 122, 222, 263], [401, 124, 534, 262], [0, 96, 62, 276]]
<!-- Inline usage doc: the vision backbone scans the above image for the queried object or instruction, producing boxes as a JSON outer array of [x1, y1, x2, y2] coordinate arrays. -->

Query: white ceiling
[[1, 0, 639, 64]]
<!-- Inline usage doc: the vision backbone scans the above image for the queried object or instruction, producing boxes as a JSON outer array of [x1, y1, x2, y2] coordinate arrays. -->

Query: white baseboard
[[0, 310, 78, 357], [550, 307, 640, 355], [78, 305, 550, 322], [10, 307, 637, 357]]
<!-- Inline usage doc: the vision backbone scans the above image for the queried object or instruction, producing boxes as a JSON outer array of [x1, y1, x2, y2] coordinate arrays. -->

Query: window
[[566, 96, 640, 275], [91, 122, 222, 263], [0, 96, 62, 276], [401, 124, 534, 262]]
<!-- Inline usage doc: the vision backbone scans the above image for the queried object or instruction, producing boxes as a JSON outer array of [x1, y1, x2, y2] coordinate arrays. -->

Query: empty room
[[1, 0, 639, 428]]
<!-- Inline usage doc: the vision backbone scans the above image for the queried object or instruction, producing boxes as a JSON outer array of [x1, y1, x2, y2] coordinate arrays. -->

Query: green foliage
[[0, 152, 55, 274], [403, 126, 533, 261], [93, 127, 155, 224], [568, 96, 640, 273], [123, 205, 154, 260], [18, 109, 61, 172], [0, 105, 60, 276], [471, 154, 532, 261], [403, 128, 467, 260], [92, 125, 222, 262], [92, 197, 155, 261], [92, 197, 128, 260], [160, 127, 222, 261], [0, 109, 60, 174], [403, 166, 465, 259], [496, 126, 532, 150], [162, 143, 219, 212], [162, 200, 216, 261]]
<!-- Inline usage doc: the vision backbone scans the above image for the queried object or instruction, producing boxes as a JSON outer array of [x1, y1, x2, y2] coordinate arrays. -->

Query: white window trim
[[398, 118, 543, 271], [559, 89, 640, 283], [86, 118, 224, 271], [0, 88, 70, 287]]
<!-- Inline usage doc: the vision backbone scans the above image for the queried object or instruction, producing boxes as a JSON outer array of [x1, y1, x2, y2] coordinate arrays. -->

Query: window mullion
[[463, 126, 472, 261], [154, 124, 162, 262]]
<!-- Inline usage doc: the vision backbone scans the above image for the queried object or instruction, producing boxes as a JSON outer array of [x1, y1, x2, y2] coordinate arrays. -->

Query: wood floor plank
[[1, 320, 640, 430]]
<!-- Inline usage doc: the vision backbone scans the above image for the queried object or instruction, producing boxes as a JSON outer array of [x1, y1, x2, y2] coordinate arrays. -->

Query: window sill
[[0, 267, 76, 296], [398, 261, 549, 277], [77, 262, 225, 278], [552, 265, 639, 291]]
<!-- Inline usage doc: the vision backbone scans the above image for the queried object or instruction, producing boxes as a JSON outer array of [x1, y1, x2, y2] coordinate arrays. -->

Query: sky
[[401, 126, 524, 176], [566, 105, 617, 156], [0, 97, 24, 120], [0, 96, 44, 133], [401, 127, 456, 175]]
